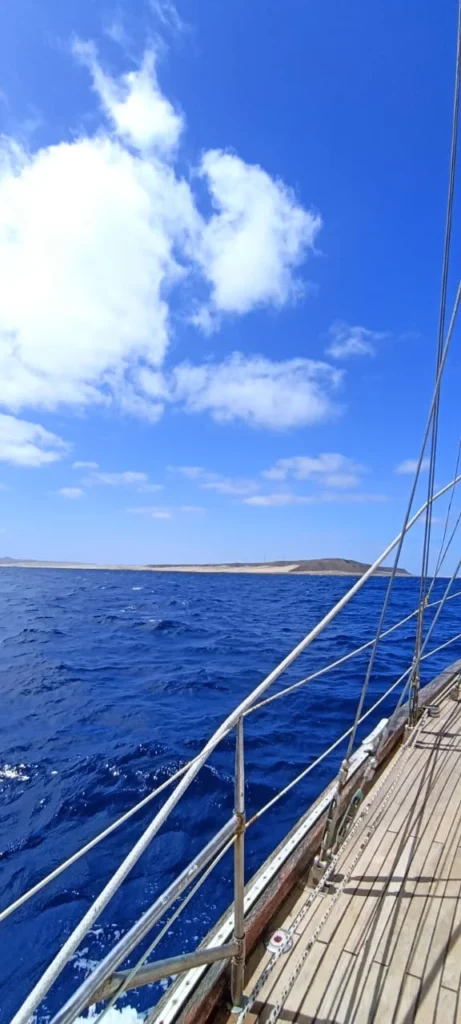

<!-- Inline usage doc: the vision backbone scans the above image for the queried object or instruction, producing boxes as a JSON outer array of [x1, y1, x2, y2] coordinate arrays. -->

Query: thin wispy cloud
[[171, 466, 259, 496], [128, 504, 204, 518], [73, 460, 99, 470], [137, 483, 164, 493], [58, 487, 84, 499], [128, 506, 172, 519], [326, 321, 388, 359], [395, 458, 430, 475], [149, 0, 187, 35], [263, 453, 364, 489], [317, 492, 389, 503], [83, 470, 160, 488], [245, 493, 311, 507], [244, 490, 388, 507]]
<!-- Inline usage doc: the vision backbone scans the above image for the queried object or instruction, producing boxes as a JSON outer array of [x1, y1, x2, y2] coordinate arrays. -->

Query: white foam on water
[[0, 762, 30, 782], [75, 1009, 144, 1023]]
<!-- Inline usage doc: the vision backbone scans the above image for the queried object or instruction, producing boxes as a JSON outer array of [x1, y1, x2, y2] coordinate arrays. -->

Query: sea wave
[[2, 568, 460, 1022]]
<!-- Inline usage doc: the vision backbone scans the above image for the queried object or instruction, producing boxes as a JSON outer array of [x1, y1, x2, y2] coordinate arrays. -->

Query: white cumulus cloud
[[171, 355, 342, 429], [396, 458, 430, 475], [0, 414, 68, 466], [196, 150, 321, 318], [326, 321, 387, 359], [0, 44, 326, 439]]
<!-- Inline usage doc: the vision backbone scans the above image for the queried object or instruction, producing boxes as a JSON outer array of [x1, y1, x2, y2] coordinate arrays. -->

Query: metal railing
[[7, 477, 461, 1024]]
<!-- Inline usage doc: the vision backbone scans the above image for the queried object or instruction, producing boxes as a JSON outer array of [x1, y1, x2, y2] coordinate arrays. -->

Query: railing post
[[231, 716, 245, 1012]]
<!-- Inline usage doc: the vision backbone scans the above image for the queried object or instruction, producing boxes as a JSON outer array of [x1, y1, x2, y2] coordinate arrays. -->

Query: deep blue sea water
[[1, 568, 461, 1022]]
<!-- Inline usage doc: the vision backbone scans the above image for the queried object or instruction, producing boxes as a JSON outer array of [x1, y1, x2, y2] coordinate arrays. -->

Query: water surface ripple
[[1, 569, 460, 1021]]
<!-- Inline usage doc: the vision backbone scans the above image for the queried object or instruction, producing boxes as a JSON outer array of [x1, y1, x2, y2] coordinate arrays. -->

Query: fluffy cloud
[[196, 151, 321, 317], [0, 48, 197, 420], [0, 43, 328, 438], [58, 487, 84, 499], [326, 322, 387, 359], [0, 414, 68, 466], [396, 458, 430, 475], [171, 355, 342, 429], [74, 42, 184, 154], [73, 461, 99, 470], [0, 132, 197, 415], [263, 453, 363, 488]]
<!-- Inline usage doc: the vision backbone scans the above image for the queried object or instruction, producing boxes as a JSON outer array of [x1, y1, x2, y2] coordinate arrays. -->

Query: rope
[[412, 0, 461, 699], [344, 279, 461, 760], [89, 646, 461, 1020], [430, 438, 461, 589], [0, 756, 203, 924], [4, 588, 461, 933], [421, 559, 461, 656], [93, 837, 235, 1022], [427, 506, 461, 603], [247, 630, 461, 829], [245, 590, 461, 717], [237, 708, 430, 1024]]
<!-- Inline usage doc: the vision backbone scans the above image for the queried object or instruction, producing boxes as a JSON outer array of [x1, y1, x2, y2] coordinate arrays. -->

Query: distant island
[[0, 557, 410, 576]]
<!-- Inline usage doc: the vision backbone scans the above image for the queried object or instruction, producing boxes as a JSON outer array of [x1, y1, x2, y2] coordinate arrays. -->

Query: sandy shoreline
[[0, 560, 402, 576]]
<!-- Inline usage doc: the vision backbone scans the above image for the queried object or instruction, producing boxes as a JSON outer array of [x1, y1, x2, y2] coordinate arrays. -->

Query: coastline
[[0, 560, 410, 576]]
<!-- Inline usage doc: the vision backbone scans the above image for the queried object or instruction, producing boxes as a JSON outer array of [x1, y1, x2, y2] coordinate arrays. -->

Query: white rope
[[94, 837, 235, 1022], [428, 505, 461, 599], [418, 0, 461, 662], [430, 438, 461, 588], [346, 280, 460, 756], [0, 755, 202, 924], [245, 589, 461, 716], [247, 632, 461, 827]]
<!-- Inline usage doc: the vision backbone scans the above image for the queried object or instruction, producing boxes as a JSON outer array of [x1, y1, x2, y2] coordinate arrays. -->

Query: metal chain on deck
[[237, 708, 430, 1024]]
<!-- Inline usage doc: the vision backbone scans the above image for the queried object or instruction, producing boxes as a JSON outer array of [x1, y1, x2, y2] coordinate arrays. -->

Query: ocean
[[1, 568, 460, 1023]]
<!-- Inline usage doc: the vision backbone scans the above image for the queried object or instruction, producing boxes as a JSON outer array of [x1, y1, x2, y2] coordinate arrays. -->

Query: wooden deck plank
[[231, 695, 461, 1024], [433, 985, 458, 1023]]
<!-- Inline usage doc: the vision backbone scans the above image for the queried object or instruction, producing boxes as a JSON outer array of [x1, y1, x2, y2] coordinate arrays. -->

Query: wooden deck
[[226, 692, 461, 1023]]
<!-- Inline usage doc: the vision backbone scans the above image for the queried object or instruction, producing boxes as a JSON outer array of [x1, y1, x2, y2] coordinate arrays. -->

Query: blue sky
[[0, 0, 460, 570]]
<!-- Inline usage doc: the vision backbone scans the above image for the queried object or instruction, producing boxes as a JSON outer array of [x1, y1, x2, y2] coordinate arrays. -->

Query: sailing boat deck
[[221, 692, 461, 1023]]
